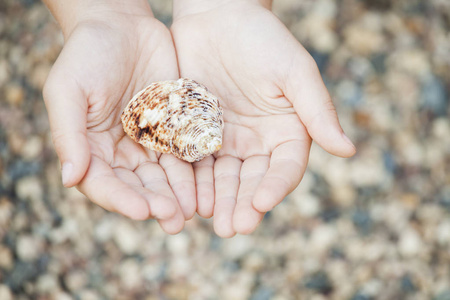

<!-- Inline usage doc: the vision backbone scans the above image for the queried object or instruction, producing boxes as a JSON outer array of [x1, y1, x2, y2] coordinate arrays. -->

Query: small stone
[[7, 261, 39, 291], [53, 291, 73, 300], [349, 148, 387, 187], [222, 235, 253, 259], [304, 271, 334, 295], [389, 48, 430, 77], [21, 136, 44, 160], [15, 176, 43, 203], [344, 24, 385, 56], [242, 252, 266, 272], [0, 245, 13, 270], [360, 279, 383, 297], [78, 289, 101, 300], [167, 256, 191, 278], [309, 224, 338, 255], [166, 232, 190, 256], [0, 59, 10, 87], [434, 290, 450, 300], [294, 193, 321, 217], [250, 287, 274, 300], [118, 259, 142, 290], [36, 274, 59, 294], [113, 220, 141, 255], [0, 197, 14, 228], [0, 285, 13, 300], [8, 132, 26, 155], [64, 270, 87, 292], [331, 185, 356, 208], [16, 234, 43, 262], [398, 228, 423, 257], [436, 220, 450, 246], [94, 216, 115, 243], [5, 83, 24, 106]]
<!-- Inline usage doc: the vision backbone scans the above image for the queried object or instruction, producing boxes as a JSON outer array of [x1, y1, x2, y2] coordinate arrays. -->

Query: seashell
[[121, 78, 224, 162]]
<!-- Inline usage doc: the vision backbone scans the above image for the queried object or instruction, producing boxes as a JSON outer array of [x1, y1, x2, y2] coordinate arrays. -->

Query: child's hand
[[171, 0, 356, 237], [43, 2, 196, 234]]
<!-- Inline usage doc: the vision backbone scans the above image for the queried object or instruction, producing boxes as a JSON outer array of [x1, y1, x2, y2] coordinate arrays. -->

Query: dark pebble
[[352, 209, 373, 235], [401, 273, 417, 293], [434, 290, 450, 300], [420, 73, 448, 117], [5, 261, 39, 292], [304, 271, 334, 295], [250, 287, 274, 300]]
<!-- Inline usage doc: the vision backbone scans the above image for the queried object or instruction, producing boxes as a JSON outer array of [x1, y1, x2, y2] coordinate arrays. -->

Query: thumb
[[286, 54, 356, 158], [43, 72, 90, 187]]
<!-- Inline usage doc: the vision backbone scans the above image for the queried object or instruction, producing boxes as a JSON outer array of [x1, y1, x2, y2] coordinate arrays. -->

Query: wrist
[[173, 0, 272, 20], [43, 0, 152, 39]]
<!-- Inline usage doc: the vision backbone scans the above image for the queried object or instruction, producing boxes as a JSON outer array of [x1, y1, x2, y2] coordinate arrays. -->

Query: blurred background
[[0, 0, 449, 299]]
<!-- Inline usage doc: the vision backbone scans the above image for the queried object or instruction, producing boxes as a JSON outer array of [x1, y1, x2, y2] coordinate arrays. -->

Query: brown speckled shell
[[121, 78, 224, 162]]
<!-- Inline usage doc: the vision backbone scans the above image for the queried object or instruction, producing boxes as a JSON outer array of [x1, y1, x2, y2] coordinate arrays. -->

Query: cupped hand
[[43, 8, 196, 234], [171, 0, 356, 237]]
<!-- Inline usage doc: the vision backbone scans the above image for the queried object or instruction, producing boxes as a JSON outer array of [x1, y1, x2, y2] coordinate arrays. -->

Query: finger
[[134, 161, 185, 234], [193, 155, 215, 218], [159, 154, 196, 220], [233, 156, 268, 235], [286, 53, 356, 157], [253, 140, 310, 212], [213, 156, 242, 238], [77, 156, 150, 221], [43, 72, 90, 187]]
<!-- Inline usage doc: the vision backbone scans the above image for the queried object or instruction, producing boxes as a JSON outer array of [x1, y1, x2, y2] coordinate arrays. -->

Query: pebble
[[36, 273, 59, 294], [64, 270, 87, 292], [0, 285, 12, 300], [53, 292, 74, 300], [304, 271, 334, 295], [0, 245, 13, 270], [15, 175, 43, 203], [16, 234, 43, 262], [113, 220, 141, 255], [222, 235, 253, 260], [78, 290, 101, 300], [5, 83, 25, 106], [118, 259, 143, 290], [309, 224, 338, 255], [21, 135, 43, 160], [344, 23, 385, 56], [294, 193, 321, 217], [166, 232, 190, 256], [0, 197, 14, 228], [436, 220, 450, 246], [398, 229, 424, 258]]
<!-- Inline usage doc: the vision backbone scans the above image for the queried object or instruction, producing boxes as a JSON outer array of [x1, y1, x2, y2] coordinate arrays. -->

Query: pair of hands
[[43, 0, 355, 237]]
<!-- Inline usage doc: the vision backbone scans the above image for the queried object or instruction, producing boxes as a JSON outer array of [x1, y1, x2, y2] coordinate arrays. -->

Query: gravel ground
[[0, 0, 449, 299]]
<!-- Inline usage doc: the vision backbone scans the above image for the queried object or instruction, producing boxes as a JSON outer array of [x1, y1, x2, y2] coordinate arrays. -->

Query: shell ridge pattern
[[121, 78, 224, 162]]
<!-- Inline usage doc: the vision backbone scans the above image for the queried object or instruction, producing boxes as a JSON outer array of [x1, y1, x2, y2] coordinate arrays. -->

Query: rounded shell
[[121, 78, 224, 162]]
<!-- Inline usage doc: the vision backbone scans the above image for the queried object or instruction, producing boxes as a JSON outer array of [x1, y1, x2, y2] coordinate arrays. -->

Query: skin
[[43, 1, 197, 234], [43, 0, 355, 237], [171, 0, 356, 237]]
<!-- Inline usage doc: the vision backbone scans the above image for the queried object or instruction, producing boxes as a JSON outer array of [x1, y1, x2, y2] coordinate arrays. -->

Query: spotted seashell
[[121, 78, 224, 162]]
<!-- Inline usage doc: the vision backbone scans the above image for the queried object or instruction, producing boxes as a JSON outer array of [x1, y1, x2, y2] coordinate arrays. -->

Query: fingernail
[[61, 162, 73, 186]]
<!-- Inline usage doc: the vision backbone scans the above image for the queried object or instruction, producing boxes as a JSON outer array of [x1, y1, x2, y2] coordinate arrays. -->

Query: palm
[[45, 17, 196, 233], [171, 3, 318, 236]]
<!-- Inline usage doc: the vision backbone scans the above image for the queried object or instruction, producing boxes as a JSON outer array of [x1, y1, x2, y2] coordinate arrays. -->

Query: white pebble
[[166, 232, 190, 256], [398, 229, 423, 257], [16, 234, 42, 261], [113, 220, 141, 255], [0, 285, 12, 300]]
